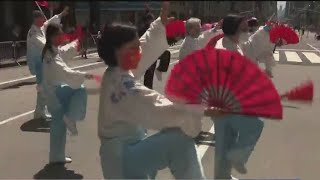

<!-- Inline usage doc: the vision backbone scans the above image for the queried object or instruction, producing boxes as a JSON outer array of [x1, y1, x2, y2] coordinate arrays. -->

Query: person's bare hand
[[160, 2, 175, 26]]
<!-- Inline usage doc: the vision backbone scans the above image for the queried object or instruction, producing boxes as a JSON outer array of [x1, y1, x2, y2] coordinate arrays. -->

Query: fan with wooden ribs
[[165, 48, 283, 119], [165, 48, 314, 119]]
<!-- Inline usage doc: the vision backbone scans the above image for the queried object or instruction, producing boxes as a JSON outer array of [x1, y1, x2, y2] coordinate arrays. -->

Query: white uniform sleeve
[[58, 40, 79, 61], [41, 14, 62, 34], [47, 55, 86, 89], [198, 28, 222, 48], [242, 27, 274, 62], [178, 38, 196, 60], [118, 77, 203, 137], [131, 17, 169, 79]]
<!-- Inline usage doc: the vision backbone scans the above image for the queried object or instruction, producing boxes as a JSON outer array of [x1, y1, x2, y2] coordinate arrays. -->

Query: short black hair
[[143, 13, 154, 22], [222, 14, 245, 36], [97, 23, 138, 67], [33, 10, 44, 20]]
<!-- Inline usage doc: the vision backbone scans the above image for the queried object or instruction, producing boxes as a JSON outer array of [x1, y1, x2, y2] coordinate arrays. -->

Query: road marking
[[307, 43, 320, 53], [284, 51, 302, 62], [0, 110, 34, 125], [302, 52, 320, 63], [273, 51, 280, 61], [277, 48, 318, 52]]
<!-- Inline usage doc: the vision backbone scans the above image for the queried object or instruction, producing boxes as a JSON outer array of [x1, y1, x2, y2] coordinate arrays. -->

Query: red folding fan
[[281, 80, 313, 101], [205, 33, 224, 49], [269, 25, 299, 44], [165, 20, 186, 39], [165, 48, 283, 119]]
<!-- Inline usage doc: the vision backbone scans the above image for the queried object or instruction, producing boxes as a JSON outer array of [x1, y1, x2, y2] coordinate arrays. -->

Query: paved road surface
[[0, 40, 319, 179]]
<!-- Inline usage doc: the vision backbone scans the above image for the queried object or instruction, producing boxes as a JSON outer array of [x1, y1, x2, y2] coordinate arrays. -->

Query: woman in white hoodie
[[97, 2, 224, 179], [41, 23, 95, 163]]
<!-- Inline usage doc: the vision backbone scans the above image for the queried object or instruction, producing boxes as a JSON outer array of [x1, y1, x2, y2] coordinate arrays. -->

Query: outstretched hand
[[160, 2, 175, 26]]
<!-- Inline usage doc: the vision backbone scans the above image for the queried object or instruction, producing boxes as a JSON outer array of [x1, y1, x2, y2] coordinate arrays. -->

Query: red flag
[[35, 1, 49, 8]]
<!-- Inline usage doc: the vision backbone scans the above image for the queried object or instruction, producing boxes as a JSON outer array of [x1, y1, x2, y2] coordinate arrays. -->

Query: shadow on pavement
[[34, 164, 83, 179], [20, 118, 50, 133], [0, 81, 36, 90]]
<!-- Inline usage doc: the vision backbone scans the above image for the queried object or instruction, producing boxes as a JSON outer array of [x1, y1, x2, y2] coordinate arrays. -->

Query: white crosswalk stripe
[[284, 51, 303, 62], [273, 50, 320, 64], [302, 52, 320, 63]]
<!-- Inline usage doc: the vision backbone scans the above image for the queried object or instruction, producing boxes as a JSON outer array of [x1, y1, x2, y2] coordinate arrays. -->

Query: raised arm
[[58, 40, 79, 61], [44, 54, 87, 89], [131, 2, 172, 79], [198, 27, 222, 48], [41, 6, 69, 34], [241, 25, 275, 62]]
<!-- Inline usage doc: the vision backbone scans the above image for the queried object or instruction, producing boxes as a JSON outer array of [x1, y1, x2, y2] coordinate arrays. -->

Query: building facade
[[0, 1, 278, 42]]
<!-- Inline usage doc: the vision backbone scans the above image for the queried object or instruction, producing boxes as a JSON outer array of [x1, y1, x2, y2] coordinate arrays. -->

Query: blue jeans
[[213, 115, 264, 179], [100, 128, 205, 179]]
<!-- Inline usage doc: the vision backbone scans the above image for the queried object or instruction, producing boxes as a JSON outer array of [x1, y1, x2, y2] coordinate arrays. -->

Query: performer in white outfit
[[179, 17, 222, 60], [213, 14, 278, 180], [42, 23, 95, 163], [97, 2, 224, 179], [26, 7, 69, 120]]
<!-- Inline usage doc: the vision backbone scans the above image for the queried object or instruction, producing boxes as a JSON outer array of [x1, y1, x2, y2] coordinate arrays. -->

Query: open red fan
[[281, 81, 313, 101], [269, 25, 299, 44], [165, 20, 186, 39], [165, 48, 283, 119], [205, 33, 224, 49]]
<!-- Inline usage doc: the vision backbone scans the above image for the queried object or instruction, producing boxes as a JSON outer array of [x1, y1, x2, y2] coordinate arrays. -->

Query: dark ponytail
[[42, 24, 62, 61]]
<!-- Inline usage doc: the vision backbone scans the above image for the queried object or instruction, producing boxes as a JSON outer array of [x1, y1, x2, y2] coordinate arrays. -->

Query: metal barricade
[[0, 35, 97, 66], [0, 40, 26, 66]]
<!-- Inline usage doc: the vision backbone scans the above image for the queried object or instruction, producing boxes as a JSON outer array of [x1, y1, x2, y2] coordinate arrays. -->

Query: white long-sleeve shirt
[[98, 18, 203, 140], [216, 26, 276, 65], [97, 18, 204, 179], [241, 26, 275, 64], [179, 28, 222, 60], [42, 41, 86, 109], [26, 14, 62, 79]]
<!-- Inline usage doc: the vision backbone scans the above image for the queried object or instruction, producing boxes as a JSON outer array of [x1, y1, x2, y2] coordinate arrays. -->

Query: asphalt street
[[0, 35, 320, 179]]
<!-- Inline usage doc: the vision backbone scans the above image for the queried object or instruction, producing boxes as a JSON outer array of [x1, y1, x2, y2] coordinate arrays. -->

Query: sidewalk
[[0, 48, 99, 83]]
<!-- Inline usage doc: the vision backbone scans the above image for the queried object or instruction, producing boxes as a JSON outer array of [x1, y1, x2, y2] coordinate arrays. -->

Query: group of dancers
[[26, 2, 287, 180]]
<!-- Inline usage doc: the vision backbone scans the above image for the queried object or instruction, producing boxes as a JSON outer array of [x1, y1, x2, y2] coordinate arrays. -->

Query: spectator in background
[[80, 25, 89, 59]]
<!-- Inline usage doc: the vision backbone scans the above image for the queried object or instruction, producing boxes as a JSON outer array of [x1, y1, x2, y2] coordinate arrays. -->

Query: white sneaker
[[63, 117, 78, 136], [231, 175, 239, 180], [50, 157, 72, 164]]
